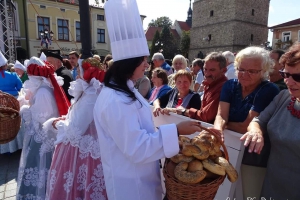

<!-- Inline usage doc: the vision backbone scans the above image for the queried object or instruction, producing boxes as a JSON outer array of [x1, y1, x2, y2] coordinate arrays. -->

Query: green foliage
[[160, 26, 177, 59], [148, 16, 172, 28], [150, 30, 161, 58], [180, 31, 190, 58]]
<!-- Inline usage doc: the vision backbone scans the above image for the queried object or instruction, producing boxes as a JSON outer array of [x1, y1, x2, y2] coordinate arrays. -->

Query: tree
[[160, 26, 177, 59], [180, 31, 190, 58], [148, 16, 172, 28], [150, 30, 161, 58]]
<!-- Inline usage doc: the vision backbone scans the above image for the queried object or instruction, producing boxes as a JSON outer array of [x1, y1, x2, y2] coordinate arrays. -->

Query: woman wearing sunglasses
[[213, 46, 280, 199], [241, 43, 300, 199]]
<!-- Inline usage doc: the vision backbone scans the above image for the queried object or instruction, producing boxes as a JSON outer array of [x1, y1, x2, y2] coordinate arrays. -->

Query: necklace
[[287, 96, 300, 119]]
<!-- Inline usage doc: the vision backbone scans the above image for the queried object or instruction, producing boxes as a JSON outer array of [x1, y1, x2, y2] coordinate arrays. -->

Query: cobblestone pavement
[[0, 150, 21, 200]]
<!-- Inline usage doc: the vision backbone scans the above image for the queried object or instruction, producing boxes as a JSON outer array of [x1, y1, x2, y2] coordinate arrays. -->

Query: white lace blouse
[[54, 78, 102, 159]]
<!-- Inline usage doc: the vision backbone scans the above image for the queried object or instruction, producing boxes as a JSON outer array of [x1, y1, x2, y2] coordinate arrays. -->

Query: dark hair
[[63, 59, 72, 70], [280, 42, 300, 67], [104, 56, 145, 102], [192, 59, 205, 70], [152, 68, 168, 85], [271, 49, 285, 61], [68, 51, 79, 58]]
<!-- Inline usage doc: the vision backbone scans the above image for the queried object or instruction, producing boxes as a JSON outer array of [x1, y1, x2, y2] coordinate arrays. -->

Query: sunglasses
[[279, 70, 300, 82]]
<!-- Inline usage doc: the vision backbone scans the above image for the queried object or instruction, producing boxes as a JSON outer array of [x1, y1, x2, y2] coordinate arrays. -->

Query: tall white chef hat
[[14, 60, 26, 71], [0, 51, 8, 67], [104, 0, 149, 61]]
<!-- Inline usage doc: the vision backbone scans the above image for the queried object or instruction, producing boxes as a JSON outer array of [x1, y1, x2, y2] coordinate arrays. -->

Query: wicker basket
[[0, 91, 20, 111], [0, 107, 21, 144], [163, 126, 229, 200]]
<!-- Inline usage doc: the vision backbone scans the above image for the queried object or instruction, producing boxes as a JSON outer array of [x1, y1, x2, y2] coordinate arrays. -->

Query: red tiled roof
[[176, 21, 191, 31], [145, 27, 180, 41], [145, 27, 162, 41], [269, 18, 300, 29]]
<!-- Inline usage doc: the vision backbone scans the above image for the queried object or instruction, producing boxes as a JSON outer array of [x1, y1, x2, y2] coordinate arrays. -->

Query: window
[[208, 34, 212, 41], [76, 21, 80, 42], [282, 32, 291, 42], [97, 29, 105, 43], [60, 8, 65, 12], [37, 17, 50, 39], [252, 9, 255, 16], [57, 19, 69, 41], [210, 10, 214, 17], [97, 14, 104, 21], [251, 34, 254, 42], [40, 5, 46, 9]]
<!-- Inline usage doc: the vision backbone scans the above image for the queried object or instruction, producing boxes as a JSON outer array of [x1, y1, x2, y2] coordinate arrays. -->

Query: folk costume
[[17, 57, 70, 199], [45, 58, 107, 200]]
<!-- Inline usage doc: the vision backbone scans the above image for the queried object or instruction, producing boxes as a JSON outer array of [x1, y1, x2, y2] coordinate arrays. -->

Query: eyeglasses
[[237, 68, 262, 75], [279, 70, 300, 82]]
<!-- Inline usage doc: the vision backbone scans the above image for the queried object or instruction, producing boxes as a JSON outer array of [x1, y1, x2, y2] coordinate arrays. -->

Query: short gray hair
[[172, 54, 187, 68], [222, 51, 235, 64], [234, 46, 274, 79], [152, 53, 165, 61], [204, 52, 227, 69]]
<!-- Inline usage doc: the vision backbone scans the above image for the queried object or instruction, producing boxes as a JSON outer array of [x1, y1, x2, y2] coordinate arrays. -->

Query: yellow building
[[269, 18, 300, 50], [26, 0, 146, 58]]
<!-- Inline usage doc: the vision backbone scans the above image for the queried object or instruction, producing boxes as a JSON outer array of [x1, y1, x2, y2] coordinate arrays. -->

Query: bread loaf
[[187, 160, 203, 172], [214, 157, 238, 182], [170, 154, 194, 164], [202, 159, 226, 176], [174, 162, 206, 184]]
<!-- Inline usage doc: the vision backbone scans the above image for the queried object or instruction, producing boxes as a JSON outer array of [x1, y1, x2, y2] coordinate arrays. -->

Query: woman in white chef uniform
[[93, 0, 202, 200]]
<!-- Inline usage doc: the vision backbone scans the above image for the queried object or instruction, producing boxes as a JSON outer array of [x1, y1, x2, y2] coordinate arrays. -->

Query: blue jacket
[[0, 71, 22, 96], [148, 84, 172, 105], [161, 62, 171, 72]]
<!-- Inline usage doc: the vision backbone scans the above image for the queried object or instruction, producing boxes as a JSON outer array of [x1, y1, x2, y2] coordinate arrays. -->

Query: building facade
[[189, 0, 270, 59], [269, 18, 300, 50], [26, 0, 145, 58]]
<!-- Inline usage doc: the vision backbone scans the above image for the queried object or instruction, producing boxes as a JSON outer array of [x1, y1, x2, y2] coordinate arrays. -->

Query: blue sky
[[91, 0, 299, 43]]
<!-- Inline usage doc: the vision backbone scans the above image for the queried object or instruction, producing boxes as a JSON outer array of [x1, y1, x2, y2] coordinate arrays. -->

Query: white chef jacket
[[94, 80, 179, 200]]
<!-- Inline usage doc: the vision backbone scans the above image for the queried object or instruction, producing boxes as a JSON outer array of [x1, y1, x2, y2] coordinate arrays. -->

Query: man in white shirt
[[222, 51, 237, 79], [192, 59, 205, 92]]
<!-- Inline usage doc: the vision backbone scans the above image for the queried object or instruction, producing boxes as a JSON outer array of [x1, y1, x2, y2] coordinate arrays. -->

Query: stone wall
[[190, 0, 269, 60]]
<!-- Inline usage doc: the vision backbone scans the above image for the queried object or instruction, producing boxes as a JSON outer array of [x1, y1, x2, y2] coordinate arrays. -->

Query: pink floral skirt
[[46, 143, 107, 200]]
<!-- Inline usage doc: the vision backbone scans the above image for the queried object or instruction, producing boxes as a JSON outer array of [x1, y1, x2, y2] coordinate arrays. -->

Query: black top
[[158, 88, 201, 109], [56, 66, 73, 101]]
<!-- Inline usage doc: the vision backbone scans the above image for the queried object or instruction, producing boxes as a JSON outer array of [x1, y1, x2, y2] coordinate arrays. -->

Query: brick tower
[[189, 0, 270, 59]]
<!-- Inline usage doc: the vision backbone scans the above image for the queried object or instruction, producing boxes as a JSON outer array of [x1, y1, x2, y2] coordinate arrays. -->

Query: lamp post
[[79, 0, 93, 59], [155, 41, 163, 53], [40, 29, 54, 49]]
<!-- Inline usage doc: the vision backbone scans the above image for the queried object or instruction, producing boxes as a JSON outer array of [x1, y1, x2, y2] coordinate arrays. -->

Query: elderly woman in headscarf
[[241, 42, 300, 199], [0, 52, 22, 98], [213, 46, 280, 199], [44, 58, 107, 199], [17, 57, 70, 199]]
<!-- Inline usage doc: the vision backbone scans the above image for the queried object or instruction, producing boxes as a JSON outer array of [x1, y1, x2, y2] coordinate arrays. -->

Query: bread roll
[[170, 154, 194, 163], [187, 160, 203, 172], [214, 157, 238, 182], [202, 159, 226, 176], [174, 162, 206, 184], [179, 136, 191, 148]]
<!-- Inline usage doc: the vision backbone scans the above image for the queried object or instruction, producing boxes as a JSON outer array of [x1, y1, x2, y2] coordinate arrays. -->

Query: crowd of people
[[0, 0, 299, 199]]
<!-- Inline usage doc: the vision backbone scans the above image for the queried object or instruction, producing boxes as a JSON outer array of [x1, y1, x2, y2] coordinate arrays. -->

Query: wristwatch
[[181, 109, 186, 116]]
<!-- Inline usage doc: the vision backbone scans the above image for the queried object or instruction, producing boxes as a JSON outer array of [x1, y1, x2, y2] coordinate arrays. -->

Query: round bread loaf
[[214, 157, 238, 182], [170, 154, 194, 163], [187, 160, 203, 172], [174, 162, 207, 184], [202, 159, 226, 176]]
